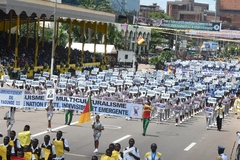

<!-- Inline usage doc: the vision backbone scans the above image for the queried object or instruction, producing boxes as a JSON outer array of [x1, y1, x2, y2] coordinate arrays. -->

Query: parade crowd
[[1, 59, 240, 159]]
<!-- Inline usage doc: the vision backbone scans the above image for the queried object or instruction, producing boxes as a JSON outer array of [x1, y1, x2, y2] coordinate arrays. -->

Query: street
[[0, 107, 238, 160]]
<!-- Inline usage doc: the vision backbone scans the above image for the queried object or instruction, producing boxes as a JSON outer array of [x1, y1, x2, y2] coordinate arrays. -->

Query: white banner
[[24, 94, 143, 118], [0, 88, 25, 107]]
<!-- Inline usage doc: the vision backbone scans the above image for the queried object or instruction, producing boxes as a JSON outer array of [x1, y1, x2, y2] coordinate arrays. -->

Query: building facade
[[166, 0, 219, 22], [217, 0, 240, 29], [139, 3, 164, 17], [115, 24, 151, 54]]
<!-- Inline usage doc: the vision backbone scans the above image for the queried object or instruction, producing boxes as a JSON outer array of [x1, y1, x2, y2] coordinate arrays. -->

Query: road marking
[[112, 135, 131, 143], [184, 142, 196, 151], [104, 125, 121, 129], [32, 121, 79, 137], [65, 152, 92, 158]]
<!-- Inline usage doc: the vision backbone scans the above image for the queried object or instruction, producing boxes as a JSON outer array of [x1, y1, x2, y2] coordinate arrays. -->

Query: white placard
[[39, 77, 46, 83], [20, 75, 27, 81], [93, 68, 99, 72], [42, 72, 50, 78], [60, 74, 66, 79], [58, 83, 66, 89], [32, 81, 40, 87], [46, 80, 53, 87], [51, 75, 58, 80], [65, 72, 71, 77], [46, 88, 55, 100], [60, 78, 67, 83], [0, 88, 24, 107], [25, 79, 33, 85], [91, 70, 98, 75], [75, 71, 82, 75], [34, 73, 41, 79], [15, 80, 24, 86], [6, 79, 13, 86]]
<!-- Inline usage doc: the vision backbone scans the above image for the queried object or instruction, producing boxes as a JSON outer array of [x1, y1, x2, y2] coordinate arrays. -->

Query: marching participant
[[205, 103, 214, 130], [52, 131, 70, 159], [112, 143, 123, 160], [41, 135, 56, 160], [0, 136, 15, 160], [45, 100, 54, 132], [123, 138, 140, 160], [31, 138, 45, 160], [164, 99, 171, 121], [156, 100, 165, 124], [9, 130, 21, 156], [142, 101, 152, 136], [4, 107, 16, 137], [215, 102, 225, 131], [173, 98, 182, 126]]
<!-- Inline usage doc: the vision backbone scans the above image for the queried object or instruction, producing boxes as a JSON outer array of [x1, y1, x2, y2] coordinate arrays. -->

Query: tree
[[148, 12, 172, 20], [148, 12, 173, 53], [79, 0, 113, 13], [149, 50, 173, 70]]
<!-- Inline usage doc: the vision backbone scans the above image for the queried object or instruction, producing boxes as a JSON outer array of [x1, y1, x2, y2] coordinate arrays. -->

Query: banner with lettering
[[24, 94, 143, 118], [0, 88, 25, 107]]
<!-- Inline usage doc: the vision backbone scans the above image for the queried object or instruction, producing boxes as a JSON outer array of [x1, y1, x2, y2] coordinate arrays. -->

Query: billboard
[[201, 41, 219, 50], [133, 16, 221, 31], [185, 30, 240, 39]]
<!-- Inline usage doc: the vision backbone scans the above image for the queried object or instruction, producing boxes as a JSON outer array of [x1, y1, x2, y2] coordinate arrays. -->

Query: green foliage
[[79, 0, 113, 13], [107, 24, 124, 49], [148, 12, 172, 19], [149, 50, 173, 66]]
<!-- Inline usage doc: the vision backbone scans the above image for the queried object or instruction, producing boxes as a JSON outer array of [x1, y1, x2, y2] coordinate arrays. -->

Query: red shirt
[[142, 105, 152, 119]]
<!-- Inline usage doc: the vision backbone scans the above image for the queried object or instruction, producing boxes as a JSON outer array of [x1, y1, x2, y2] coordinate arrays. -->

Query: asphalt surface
[[0, 107, 239, 160]]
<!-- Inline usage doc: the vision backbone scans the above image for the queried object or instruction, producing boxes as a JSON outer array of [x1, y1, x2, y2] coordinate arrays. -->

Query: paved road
[[0, 107, 238, 160]]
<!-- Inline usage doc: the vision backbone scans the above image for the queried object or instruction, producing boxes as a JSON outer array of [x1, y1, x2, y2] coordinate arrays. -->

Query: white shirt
[[5, 109, 15, 125], [220, 153, 228, 160], [11, 137, 21, 149], [31, 146, 44, 160], [123, 146, 140, 160], [237, 132, 240, 144]]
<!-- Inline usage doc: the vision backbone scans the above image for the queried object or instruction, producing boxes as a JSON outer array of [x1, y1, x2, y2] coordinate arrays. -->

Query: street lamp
[[50, 0, 57, 76], [133, 25, 139, 70]]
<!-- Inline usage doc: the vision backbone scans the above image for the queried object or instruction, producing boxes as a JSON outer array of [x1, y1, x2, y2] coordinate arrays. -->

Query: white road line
[[32, 114, 102, 137], [32, 121, 79, 137], [184, 142, 196, 151], [112, 135, 131, 143]]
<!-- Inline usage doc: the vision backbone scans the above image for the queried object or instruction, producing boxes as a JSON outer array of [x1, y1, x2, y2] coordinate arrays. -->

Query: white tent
[[67, 43, 117, 54]]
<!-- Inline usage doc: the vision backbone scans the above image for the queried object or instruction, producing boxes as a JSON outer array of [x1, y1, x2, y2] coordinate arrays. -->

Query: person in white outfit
[[217, 146, 228, 160], [123, 138, 140, 160], [4, 107, 16, 137]]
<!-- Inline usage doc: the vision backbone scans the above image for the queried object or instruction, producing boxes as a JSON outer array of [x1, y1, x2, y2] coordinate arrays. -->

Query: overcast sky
[[140, 0, 215, 12]]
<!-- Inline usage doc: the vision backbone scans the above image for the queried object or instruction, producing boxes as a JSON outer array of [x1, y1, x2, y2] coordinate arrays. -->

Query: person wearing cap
[[142, 101, 152, 136], [217, 146, 227, 160], [144, 143, 163, 160], [215, 102, 225, 131]]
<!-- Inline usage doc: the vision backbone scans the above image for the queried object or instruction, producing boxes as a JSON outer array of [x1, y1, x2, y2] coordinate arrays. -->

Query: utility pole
[[50, 0, 57, 76]]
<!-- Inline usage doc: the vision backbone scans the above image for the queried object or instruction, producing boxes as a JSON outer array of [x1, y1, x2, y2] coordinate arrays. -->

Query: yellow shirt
[[100, 154, 116, 160]]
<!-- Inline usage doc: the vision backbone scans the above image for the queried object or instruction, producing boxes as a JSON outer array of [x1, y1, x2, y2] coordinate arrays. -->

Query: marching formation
[[1, 59, 240, 159]]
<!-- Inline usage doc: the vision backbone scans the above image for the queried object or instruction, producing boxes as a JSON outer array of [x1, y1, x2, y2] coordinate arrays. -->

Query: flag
[[137, 36, 144, 45], [78, 96, 93, 124], [168, 66, 172, 73]]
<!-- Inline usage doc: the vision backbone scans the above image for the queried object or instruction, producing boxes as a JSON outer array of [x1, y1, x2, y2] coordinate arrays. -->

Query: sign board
[[6, 79, 14, 86], [133, 16, 221, 31], [32, 81, 40, 87], [25, 79, 33, 85], [20, 75, 27, 81], [58, 83, 66, 89], [46, 80, 53, 87], [43, 72, 50, 78], [34, 73, 41, 80], [0, 88, 24, 107], [15, 80, 24, 86]]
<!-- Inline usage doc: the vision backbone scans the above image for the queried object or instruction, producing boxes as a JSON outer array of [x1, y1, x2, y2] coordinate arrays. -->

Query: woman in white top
[[4, 107, 16, 137], [45, 100, 54, 132]]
